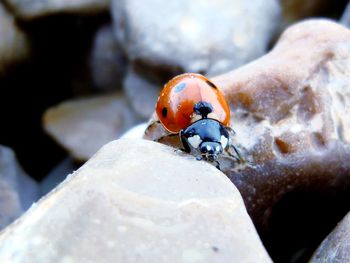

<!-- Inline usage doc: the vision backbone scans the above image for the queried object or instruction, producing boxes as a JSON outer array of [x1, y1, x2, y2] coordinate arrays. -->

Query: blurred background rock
[[0, 0, 350, 262]]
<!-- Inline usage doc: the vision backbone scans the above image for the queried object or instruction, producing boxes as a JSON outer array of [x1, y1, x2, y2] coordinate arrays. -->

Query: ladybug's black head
[[180, 119, 229, 161]]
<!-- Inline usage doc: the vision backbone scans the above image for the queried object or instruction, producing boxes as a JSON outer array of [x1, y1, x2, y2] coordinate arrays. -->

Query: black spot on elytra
[[162, 107, 168, 118], [212, 246, 219, 252], [194, 101, 213, 118], [206, 80, 217, 89], [174, 82, 186, 93]]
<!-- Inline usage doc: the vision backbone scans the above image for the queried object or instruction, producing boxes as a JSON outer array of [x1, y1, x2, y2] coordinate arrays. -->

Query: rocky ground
[[0, 0, 350, 262]]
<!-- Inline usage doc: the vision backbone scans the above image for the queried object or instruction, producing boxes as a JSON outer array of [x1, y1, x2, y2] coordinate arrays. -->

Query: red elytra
[[156, 73, 230, 133]]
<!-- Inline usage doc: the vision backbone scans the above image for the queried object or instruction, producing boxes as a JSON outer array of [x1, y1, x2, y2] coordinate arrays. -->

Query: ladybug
[[155, 73, 242, 166]]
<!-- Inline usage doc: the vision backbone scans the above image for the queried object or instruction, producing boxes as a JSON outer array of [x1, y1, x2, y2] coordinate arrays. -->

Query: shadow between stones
[[261, 189, 350, 263]]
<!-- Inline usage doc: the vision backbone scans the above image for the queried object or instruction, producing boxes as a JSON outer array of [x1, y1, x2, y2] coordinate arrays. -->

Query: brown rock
[[3, 0, 110, 20], [144, 19, 350, 230], [0, 3, 30, 75], [310, 212, 350, 262], [0, 139, 272, 263], [281, 0, 337, 23], [43, 93, 141, 161]]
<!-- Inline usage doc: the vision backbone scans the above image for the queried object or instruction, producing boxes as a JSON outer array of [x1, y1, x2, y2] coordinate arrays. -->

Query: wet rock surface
[[145, 18, 350, 238], [90, 24, 126, 91], [0, 139, 272, 263], [43, 94, 141, 161], [0, 145, 38, 229], [0, 3, 30, 75], [112, 0, 280, 77], [310, 212, 350, 263], [3, 0, 110, 20]]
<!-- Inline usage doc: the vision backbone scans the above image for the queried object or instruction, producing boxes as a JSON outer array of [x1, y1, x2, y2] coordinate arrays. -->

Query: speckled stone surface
[[310, 212, 350, 263], [0, 139, 272, 263]]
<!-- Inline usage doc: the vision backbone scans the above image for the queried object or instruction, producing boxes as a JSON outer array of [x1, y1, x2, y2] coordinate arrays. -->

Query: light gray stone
[[112, 0, 281, 77], [43, 93, 141, 160], [0, 145, 38, 229], [310, 212, 350, 263], [0, 3, 30, 75], [123, 67, 161, 119], [90, 24, 127, 91], [4, 0, 110, 20], [0, 139, 272, 263]]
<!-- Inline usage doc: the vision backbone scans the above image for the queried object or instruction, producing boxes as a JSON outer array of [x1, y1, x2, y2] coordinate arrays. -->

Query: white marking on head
[[220, 135, 228, 149], [187, 135, 202, 149]]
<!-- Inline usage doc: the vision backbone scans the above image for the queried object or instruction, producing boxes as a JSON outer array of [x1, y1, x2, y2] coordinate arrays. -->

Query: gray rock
[[112, 0, 280, 77], [43, 93, 142, 161], [4, 0, 110, 20], [40, 158, 77, 195], [0, 139, 272, 263], [341, 1, 350, 27], [0, 145, 38, 229], [0, 3, 30, 75], [90, 24, 127, 91], [123, 67, 161, 119], [310, 212, 350, 263]]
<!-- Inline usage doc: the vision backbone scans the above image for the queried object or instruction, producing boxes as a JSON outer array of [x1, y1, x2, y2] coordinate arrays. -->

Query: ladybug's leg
[[179, 130, 191, 153], [144, 120, 161, 136], [154, 133, 177, 142], [227, 144, 244, 163], [213, 160, 221, 170], [226, 126, 236, 135]]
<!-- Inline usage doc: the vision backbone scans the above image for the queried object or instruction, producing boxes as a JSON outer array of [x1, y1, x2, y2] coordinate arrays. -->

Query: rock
[[40, 158, 78, 195], [112, 0, 280, 77], [43, 94, 141, 161], [0, 139, 272, 263], [0, 145, 38, 229], [144, 19, 350, 231], [0, 3, 30, 75], [281, 0, 341, 24], [123, 67, 161, 119], [341, 1, 350, 27], [90, 24, 127, 91], [310, 212, 350, 262], [3, 0, 110, 20], [120, 122, 148, 139]]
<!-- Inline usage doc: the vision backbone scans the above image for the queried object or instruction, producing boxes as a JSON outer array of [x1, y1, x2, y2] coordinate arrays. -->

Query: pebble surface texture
[[310, 212, 350, 263], [0, 139, 272, 263], [43, 94, 141, 160], [0, 3, 30, 75], [145, 19, 350, 229], [0, 146, 38, 229], [112, 0, 280, 76], [3, 0, 110, 20]]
